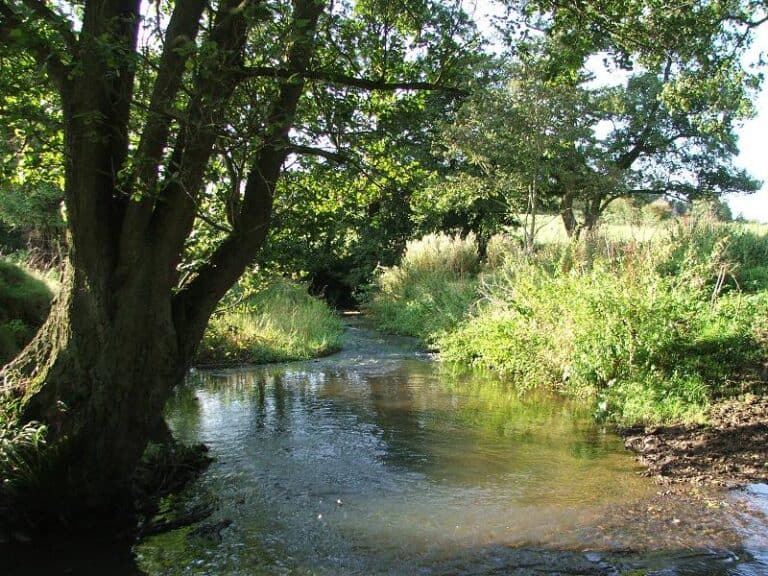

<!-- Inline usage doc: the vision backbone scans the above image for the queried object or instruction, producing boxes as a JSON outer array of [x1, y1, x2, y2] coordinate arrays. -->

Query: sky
[[729, 25, 768, 223], [467, 0, 768, 223]]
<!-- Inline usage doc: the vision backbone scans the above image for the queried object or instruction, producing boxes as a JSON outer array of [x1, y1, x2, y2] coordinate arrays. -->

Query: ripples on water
[[132, 322, 768, 576]]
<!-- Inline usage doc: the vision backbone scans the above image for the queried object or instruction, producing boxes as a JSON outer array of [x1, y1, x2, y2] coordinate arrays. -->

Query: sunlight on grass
[[197, 279, 343, 367]]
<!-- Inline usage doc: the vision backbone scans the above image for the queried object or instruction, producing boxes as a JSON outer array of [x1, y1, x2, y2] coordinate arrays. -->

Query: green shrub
[[196, 279, 343, 366], [0, 259, 53, 366], [0, 415, 49, 522], [364, 232, 481, 343], [366, 219, 767, 425]]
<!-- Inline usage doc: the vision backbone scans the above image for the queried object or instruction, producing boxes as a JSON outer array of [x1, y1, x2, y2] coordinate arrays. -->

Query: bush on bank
[[363, 232, 481, 344], [196, 278, 344, 366]]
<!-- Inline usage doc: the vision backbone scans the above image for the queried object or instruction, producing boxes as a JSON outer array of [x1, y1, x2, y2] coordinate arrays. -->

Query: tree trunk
[[581, 194, 603, 234], [2, 254, 191, 532], [560, 189, 580, 239], [0, 0, 324, 538], [525, 182, 537, 254]]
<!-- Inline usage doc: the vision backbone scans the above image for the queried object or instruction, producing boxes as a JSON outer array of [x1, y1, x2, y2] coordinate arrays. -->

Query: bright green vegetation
[[0, 260, 53, 367], [0, 418, 48, 514], [0, 257, 342, 370], [367, 218, 768, 425], [0, 260, 52, 520], [196, 279, 344, 367], [363, 233, 482, 345]]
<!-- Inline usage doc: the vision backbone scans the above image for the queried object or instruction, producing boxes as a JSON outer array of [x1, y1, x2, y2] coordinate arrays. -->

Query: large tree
[[438, 53, 597, 248], [0, 0, 476, 530], [556, 65, 761, 236], [498, 0, 766, 235]]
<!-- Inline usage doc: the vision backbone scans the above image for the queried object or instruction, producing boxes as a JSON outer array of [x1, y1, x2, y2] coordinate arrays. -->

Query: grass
[[0, 259, 54, 367], [363, 232, 481, 344], [366, 215, 768, 426], [196, 278, 344, 366], [504, 212, 669, 245]]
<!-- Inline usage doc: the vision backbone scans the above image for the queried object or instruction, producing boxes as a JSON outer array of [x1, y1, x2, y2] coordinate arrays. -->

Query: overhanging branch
[[118, 0, 208, 271], [239, 66, 468, 95], [726, 13, 768, 30], [172, 0, 327, 352], [288, 143, 349, 163]]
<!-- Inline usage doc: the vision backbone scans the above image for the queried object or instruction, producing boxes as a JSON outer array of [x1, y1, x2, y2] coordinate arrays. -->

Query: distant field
[[508, 213, 768, 244]]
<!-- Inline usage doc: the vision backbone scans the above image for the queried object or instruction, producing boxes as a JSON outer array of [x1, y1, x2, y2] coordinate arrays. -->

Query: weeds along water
[[196, 278, 344, 367], [365, 215, 768, 426]]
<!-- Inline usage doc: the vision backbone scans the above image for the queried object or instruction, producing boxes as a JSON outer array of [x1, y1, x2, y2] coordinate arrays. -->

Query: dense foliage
[[363, 232, 481, 343], [436, 47, 760, 240], [0, 0, 766, 534], [197, 279, 343, 366]]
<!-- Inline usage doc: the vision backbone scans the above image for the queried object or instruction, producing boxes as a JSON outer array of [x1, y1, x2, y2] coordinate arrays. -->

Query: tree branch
[[726, 13, 768, 30], [614, 60, 673, 170], [239, 66, 468, 95], [173, 0, 327, 354], [60, 0, 143, 289], [195, 208, 233, 235], [147, 0, 251, 284], [117, 0, 208, 277], [288, 143, 349, 163]]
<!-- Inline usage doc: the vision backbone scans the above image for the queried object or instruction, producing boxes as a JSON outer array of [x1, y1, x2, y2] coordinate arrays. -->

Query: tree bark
[[560, 189, 579, 239]]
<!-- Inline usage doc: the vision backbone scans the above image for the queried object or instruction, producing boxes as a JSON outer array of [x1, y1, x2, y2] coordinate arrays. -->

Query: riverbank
[[195, 279, 343, 367], [364, 222, 768, 486], [623, 394, 768, 487], [132, 322, 768, 575], [368, 226, 768, 420], [5, 320, 768, 575]]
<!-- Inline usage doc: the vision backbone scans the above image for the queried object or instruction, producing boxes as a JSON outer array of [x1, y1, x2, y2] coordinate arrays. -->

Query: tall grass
[[364, 232, 480, 344], [196, 279, 343, 366]]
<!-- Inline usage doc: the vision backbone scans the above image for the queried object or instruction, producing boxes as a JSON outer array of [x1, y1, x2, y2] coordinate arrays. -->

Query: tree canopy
[[0, 0, 481, 531]]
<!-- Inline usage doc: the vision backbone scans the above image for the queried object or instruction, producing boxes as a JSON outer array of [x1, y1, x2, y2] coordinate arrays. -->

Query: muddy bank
[[623, 394, 768, 486]]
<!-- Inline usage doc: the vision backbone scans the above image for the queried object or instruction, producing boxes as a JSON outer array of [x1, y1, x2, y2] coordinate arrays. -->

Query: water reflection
[[136, 322, 768, 575]]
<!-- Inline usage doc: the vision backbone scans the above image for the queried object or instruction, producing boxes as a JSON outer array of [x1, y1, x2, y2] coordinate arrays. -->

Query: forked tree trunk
[[0, 0, 325, 535]]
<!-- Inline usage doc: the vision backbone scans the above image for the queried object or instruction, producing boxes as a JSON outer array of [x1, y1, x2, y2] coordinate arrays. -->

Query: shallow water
[[132, 320, 768, 575]]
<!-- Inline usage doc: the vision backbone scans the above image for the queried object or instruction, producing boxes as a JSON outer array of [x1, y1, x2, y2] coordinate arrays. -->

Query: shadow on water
[[8, 320, 768, 575], [5, 536, 768, 576], [4, 539, 145, 575]]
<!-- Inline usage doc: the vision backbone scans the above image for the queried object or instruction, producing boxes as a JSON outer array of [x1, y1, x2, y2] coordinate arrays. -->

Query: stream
[[11, 319, 767, 575]]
